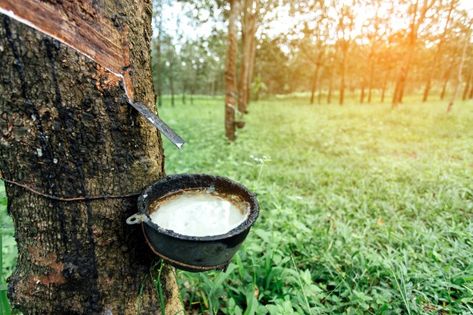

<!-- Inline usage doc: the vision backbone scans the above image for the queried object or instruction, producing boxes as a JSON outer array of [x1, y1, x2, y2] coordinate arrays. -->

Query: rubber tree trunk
[[422, 0, 453, 102], [238, 0, 257, 114], [339, 45, 348, 106], [447, 22, 471, 113], [469, 74, 473, 99], [367, 59, 375, 104], [392, 0, 427, 107], [380, 68, 390, 103], [317, 71, 323, 105], [155, 0, 164, 108], [327, 68, 333, 104], [360, 53, 372, 104], [155, 37, 163, 107], [392, 51, 412, 107], [169, 61, 175, 107], [0, 1, 181, 314], [360, 58, 368, 104], [225, 0, 239, 141], [366, 7, 379, 105], [360, 85, 366, 104], [462, 70, 472, 100], [247, 29, 257, 102], [440, 67, 452, 100], [310, 63, 320, 105]]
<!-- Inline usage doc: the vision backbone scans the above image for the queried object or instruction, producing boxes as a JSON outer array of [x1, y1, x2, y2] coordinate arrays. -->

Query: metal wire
[[0, 177, 140, 202]]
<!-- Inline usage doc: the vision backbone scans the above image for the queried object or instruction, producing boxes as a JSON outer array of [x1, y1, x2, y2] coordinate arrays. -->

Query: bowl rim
[[137, 173, 259, 241]]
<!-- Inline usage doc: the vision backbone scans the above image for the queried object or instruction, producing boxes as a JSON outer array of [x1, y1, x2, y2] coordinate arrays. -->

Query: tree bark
[[155, 38, 163, 108], [380, 69, 391, 103], [247, 30, 257, 102], [360, 52, 368, 104], [447, 22, 471, 112], [327, 67, 333, 104], [154, 0, 164, 108], [169, 61, 175, 107], [381, 69, 389, 103], [367, 53, 376, 103], [317, 71, 323, 104], [225, 0, 239, 141], [469, 75, 473, 99], [238, 0, 257, 115], [366, 6, 380, 105], [360, 55, 370, 104], [310, 63, 320, 105], [336, 5, 354, 106], [392, 0, 432, 107], [462, 70, 472, 100], [440, 66, 452, 100], [422, 0, 454, 102], [392, 49, 412, 106], [0, 1, 181, 314], [339, 44, 348, 106], [360, 86, 366, 104]]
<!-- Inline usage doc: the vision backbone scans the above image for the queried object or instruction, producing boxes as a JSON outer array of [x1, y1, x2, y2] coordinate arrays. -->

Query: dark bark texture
[[238, 0, 257, 114], [225, 0, 239, 141], [0, 1, 181, 314]]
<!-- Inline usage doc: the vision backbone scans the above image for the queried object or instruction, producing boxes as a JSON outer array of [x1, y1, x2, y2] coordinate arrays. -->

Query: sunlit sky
[[157, 0, 473, 48]]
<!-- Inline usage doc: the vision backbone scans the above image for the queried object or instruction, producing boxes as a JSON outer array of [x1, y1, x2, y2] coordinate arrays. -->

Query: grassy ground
[[2, 95, 473, 314]]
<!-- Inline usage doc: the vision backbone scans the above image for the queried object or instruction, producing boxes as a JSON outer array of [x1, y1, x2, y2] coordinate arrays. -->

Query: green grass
[[1, 182, 14, 314], [2, 95, 473, 314], [159, 96, 473, 314]]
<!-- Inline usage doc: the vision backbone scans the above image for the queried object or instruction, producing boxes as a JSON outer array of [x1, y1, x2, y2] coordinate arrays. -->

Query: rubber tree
[[237, 0, 257, 114], [447, 19, 472, 113], [421, 0, 456, 102], [360, 0, 383, 104], [392, 0, 435, 107], [225, 0, 239, 141], [463, 69, 473, 100], [0, 0, 181, 313], [337, 4, 354, 106], [153, 0, 164, 108]]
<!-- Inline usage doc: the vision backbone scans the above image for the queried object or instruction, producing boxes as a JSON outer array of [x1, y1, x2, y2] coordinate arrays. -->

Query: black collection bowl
[[127, 174, 259, 272]]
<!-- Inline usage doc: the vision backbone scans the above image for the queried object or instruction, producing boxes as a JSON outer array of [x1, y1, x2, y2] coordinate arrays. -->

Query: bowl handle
[[126, 213, 150, 225]]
